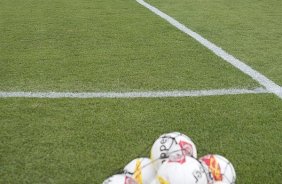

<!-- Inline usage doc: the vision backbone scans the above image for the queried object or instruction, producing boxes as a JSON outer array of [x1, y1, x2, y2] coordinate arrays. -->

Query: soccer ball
[[150, 132, 197, 170], [123, 157, 156, 184], [155, 155, 213, 184], [199, 154, 236, 184], [102, 174, 138, 184]]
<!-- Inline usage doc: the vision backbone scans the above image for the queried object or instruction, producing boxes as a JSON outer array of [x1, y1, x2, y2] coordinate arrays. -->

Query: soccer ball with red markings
[[150, 132, 197, 170], [155, 155, 213, 184], [199, 154, 236, 184], [102, 174, 138, 184], [123, 157, 156, 184]]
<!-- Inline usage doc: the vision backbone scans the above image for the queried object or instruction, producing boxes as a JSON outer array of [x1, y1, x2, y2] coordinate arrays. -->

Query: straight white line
[[0, 88, 269, 98], [136, 0, 282, 99]]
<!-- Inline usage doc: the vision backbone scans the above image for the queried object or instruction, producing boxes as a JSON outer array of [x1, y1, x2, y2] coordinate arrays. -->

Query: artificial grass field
[[1, 95, 282, 183], [147, 0, 282, 85], [0, 0, 282, 184], [0, 0, 258, 91]]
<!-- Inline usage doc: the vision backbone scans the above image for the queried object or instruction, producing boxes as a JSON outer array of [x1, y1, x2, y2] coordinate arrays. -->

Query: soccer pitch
[[0, 0, 281, 183]]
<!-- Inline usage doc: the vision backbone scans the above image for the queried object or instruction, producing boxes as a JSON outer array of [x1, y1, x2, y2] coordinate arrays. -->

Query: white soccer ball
[[102, 174, 138, 184], [199, 154, 236, 184], [123, 157, 156, 184], [150, 178, 159, 184], [150, 132, 197, 170], [214, 182, 229, 184], [155, 155, 213, 184]]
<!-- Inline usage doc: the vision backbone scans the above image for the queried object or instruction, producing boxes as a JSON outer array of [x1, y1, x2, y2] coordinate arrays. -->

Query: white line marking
[[0, 88, 269, 98], [136, 0, 282, 99]]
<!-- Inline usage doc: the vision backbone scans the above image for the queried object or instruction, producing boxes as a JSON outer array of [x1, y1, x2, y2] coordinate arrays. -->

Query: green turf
[[0, 94, 281, 183], [147, 0, 282, 86], [1, 0, 281, 184], [0, 0, 258, 92]]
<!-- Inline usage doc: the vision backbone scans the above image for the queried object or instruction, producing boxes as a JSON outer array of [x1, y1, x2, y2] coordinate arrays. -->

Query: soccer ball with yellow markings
[[123, 157, 156, 184]]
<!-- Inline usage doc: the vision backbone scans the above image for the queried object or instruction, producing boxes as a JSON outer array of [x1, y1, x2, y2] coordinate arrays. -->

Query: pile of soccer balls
[[103, 132, 236, 184]]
